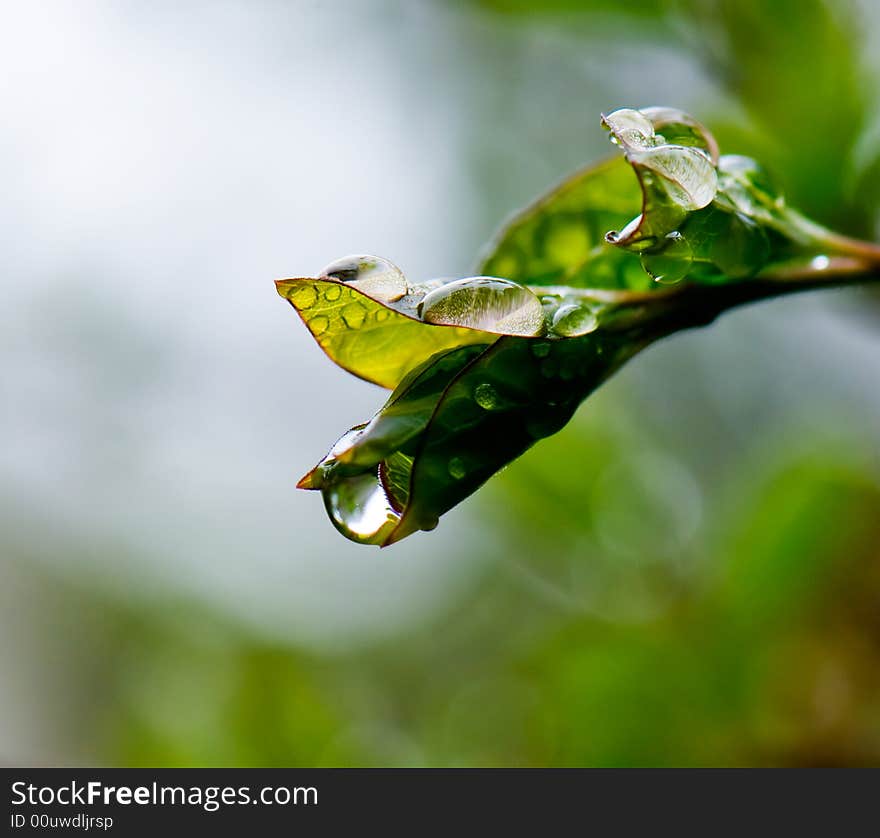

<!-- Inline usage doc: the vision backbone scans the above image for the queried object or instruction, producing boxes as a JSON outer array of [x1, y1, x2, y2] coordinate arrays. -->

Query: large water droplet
[[641, 231, 693, 284], [643, 147, 717, 210], [323, 470, 399, 545], [551, 302, 599, 337], [320, 254, 408, 302], [419, 277, 544, 336], [602, 108, 656, 150], [474, 382, 499, 410]]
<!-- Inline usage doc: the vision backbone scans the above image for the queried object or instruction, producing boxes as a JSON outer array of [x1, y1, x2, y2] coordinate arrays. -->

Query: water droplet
[[645, 147, 717, 210], [811, 255, 830, 270], [291, 284, 318, 309], [320, 254, 408, 302], [341, 301, 367, 329], [324, 284, 342, 302], [641, 231, 693, 284], [474, 383, 499, 410], [551, 303, 599, 337], [323, 471, 399, 545], [420, 277, 544, 336], [310, 315, 330, 336], [312, 425, 368, 479], [448, 457, 466, 479], [530, 341, 552, 359], [602, 108, 657, 150], [375, 308, 391, 322]]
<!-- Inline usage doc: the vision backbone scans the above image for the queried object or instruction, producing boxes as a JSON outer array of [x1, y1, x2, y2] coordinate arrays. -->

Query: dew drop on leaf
[[320, 254, 409, 302], [474, 382, 499, 410], [551, 302, 599, 336], [341, 301, 367, 329], [601, 108, 656, 150], [310, 315, 330, 336], [448, 457, 466, 480], [419, 277, 545, 336], [291, 284, 318, 309]]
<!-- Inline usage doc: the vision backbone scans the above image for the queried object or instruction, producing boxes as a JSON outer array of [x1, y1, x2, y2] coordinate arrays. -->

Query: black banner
[[1, 768, 872, 834]]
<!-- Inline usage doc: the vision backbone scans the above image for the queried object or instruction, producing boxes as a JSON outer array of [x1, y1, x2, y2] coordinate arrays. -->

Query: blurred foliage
[[471, 0, 880, 233], [22, 431, 878, 766]]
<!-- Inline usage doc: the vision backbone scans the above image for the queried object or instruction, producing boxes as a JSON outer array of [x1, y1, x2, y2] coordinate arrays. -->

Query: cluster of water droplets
[[602, 107, 718, 213], [304, 255, 625, 337]]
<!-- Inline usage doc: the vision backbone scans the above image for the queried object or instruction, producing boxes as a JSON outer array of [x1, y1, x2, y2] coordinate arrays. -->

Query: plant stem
[[596, 254, 880, 338], [783, 210, 880, 265]]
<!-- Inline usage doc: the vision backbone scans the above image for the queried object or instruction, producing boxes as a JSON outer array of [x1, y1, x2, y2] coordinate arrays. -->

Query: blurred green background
[[2, 0, 879, 767]]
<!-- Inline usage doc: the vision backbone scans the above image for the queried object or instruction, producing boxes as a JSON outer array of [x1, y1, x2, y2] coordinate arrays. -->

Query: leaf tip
[[296, 469, 320, 490]]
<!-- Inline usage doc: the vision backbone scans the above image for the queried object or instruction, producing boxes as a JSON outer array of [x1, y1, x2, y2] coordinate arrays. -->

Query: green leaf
[[276, 256, 553, 389], [478, 155, 650, 290], [278, 105, 880, 545], [300, 334, 638, 546]]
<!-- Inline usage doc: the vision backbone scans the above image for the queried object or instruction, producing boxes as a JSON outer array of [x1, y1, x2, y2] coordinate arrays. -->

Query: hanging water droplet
[[641, 231, 693, 284], [320, 254, 408, 302], [551, 302, 599, 337], [341, 301, 367, 329], [474, 382, 499, 410], [448, 457, 466, 479], [420, 277, 544, 336], [323, 471, 399, 545]]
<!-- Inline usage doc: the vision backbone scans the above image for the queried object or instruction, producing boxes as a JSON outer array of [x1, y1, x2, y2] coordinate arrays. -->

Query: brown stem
[[597, 255, 880, 338]]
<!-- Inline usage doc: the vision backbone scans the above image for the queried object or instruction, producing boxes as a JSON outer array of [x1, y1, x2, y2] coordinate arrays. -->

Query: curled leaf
[[277, 105, 865, 545], [602, 106, 718, 247]]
